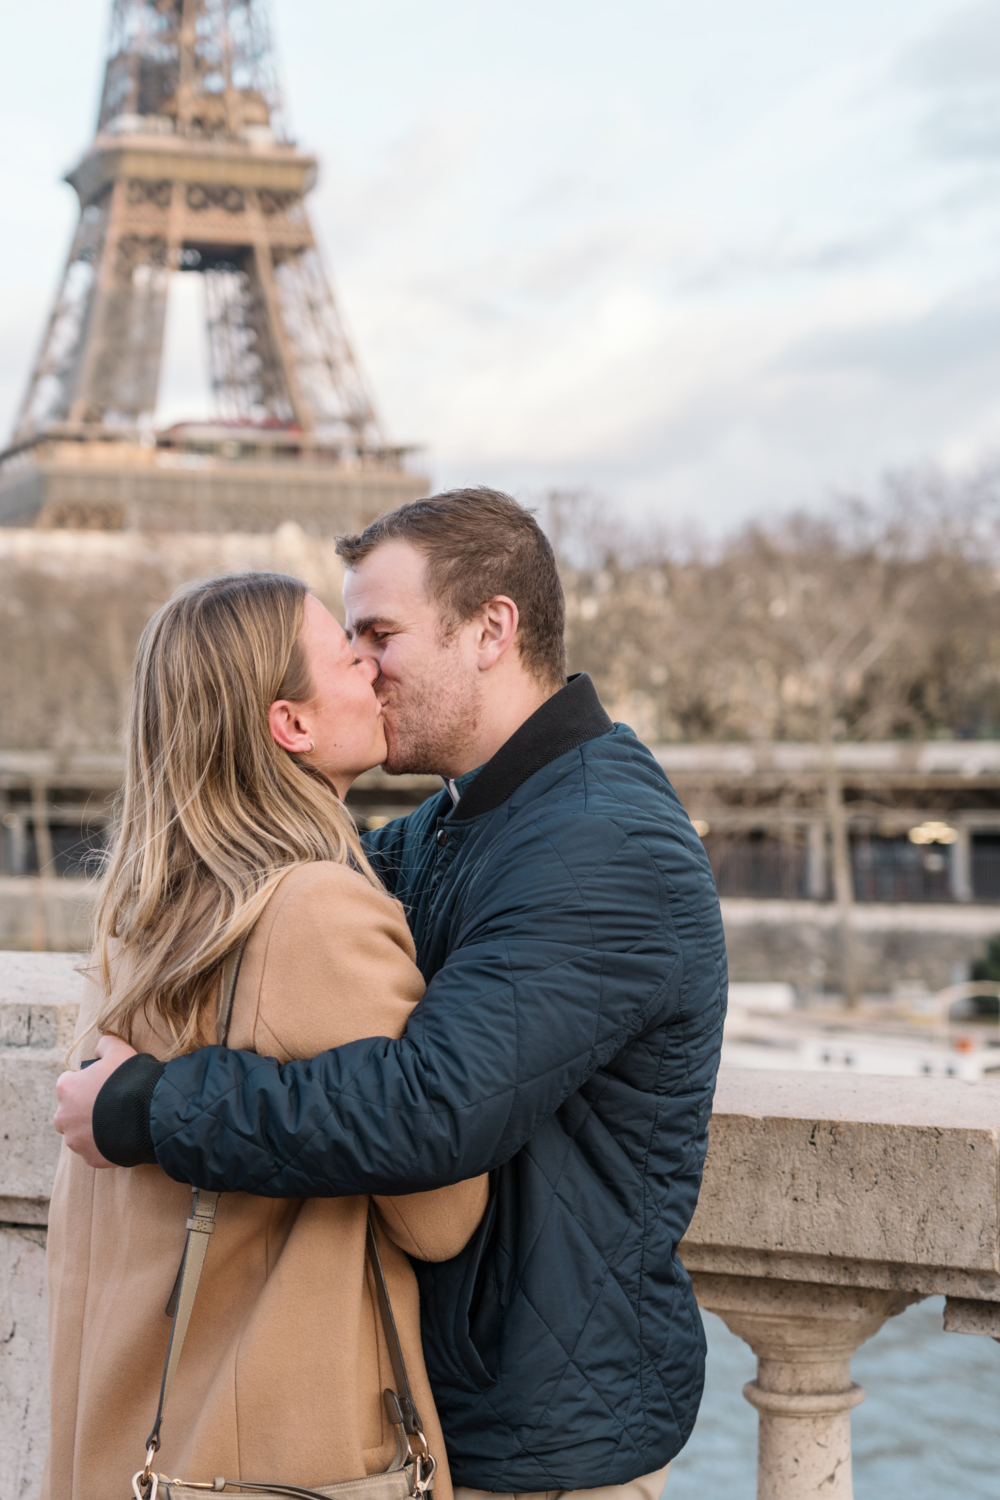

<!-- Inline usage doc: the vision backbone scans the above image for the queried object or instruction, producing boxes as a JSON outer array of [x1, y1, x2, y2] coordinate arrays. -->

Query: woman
[[45, 572, 487, 1500]]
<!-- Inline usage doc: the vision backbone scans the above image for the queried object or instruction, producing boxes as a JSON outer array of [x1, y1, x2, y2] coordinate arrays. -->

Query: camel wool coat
[[44, 861, 489, 1500]]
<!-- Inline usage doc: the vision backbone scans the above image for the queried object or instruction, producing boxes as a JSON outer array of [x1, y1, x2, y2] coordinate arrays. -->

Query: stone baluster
[[692, 1274, 920, 1500]]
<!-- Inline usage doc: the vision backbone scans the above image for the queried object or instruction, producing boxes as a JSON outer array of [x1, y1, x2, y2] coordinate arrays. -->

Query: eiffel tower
[[0, 0, 426, 534]]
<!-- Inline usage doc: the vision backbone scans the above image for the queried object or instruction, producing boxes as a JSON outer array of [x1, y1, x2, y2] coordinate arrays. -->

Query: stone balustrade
[[2, 953, 999, 1500], [680, 1068, 1000, 1498]]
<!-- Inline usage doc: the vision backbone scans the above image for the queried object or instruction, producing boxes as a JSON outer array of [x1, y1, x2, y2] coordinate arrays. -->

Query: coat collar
[[450, 673, 612, 822]]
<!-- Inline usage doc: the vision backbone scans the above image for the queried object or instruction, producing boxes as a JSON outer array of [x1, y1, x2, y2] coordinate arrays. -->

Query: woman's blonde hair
[[92, 570, 380, 1056]]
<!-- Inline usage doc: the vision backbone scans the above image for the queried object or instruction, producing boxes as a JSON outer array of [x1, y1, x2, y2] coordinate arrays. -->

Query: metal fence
[[706, 830, 1000, 903], [706, 836, 808, 899], [851, 836, 951, 903], [1, 817, 108, 879], [972, 836, 1000, 901]]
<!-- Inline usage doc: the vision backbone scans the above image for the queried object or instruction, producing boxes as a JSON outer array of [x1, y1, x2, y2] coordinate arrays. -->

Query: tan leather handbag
[[132, 941, 437, 1500]]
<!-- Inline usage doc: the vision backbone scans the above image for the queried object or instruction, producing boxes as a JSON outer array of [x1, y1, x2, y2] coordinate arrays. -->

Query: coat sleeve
[[242, 862, 422, 1060], [373, 1178, 490, 1263], [148, 810, 703, 1198]]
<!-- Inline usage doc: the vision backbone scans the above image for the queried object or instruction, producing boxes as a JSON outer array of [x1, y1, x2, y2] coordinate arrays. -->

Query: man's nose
[[351, 637, 380, 670]]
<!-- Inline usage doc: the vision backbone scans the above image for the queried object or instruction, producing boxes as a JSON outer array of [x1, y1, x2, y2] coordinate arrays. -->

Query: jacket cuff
[[93, 1053, 165, 1167]]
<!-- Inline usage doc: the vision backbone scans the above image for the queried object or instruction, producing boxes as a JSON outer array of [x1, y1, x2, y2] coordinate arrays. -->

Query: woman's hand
[[54, 1034, 137, 1168]]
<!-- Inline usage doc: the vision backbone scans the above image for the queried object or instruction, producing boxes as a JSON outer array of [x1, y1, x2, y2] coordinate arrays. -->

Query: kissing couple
[[52, 487, 726, 1500]]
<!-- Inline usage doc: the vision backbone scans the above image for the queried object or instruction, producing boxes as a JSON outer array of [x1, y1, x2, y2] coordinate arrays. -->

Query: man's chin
[[380, 731, 411, 777], [381, 730, 442, 778], [382, 746, 430, 777]]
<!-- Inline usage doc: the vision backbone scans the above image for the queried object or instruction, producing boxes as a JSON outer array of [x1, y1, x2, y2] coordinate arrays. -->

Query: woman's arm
[[373, 1177, 489, 1263]]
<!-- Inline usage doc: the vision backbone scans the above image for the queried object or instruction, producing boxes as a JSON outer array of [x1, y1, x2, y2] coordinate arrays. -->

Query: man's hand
[[54, 1034, 137, 1168]]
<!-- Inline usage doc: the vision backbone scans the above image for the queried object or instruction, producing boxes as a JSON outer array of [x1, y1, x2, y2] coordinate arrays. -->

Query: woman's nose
[[362, 656, 379, 685]]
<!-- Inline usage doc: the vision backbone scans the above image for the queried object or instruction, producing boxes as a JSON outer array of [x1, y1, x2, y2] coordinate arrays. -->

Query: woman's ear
[[269, 699, 313, 754]]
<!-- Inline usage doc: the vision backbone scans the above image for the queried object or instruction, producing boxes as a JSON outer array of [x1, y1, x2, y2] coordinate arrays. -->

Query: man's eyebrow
[[348, 614, 398, 637]]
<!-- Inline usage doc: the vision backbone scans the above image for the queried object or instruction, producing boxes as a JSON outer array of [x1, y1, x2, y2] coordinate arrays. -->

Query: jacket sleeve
[[143, 807, 699, 1198]]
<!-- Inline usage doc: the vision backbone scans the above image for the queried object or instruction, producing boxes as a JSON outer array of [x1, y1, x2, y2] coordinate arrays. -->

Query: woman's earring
[[308, 741, 315, 752]]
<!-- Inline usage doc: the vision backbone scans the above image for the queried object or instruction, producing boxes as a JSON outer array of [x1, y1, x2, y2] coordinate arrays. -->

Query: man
[[56, 488, 727, 1500]]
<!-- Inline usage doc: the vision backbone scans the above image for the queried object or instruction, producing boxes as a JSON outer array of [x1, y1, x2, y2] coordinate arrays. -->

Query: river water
[[668, 1297, 999, 1499]]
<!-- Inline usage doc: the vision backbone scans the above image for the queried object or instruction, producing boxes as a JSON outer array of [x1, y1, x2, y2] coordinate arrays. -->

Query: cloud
[[902, 0, 1000, 159], [902, 0, 1000, 90], [784, 281, 1000, 382]]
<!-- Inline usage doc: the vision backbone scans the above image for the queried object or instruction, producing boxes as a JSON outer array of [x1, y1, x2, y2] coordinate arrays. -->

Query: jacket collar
[[450, 673, 612, 822]]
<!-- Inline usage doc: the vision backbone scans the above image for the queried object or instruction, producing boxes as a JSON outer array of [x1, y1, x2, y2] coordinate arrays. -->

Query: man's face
[[342, 540, 484, 776]]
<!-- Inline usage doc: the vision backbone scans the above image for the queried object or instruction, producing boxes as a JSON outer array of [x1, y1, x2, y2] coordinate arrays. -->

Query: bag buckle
[[413, 1453, 437, 1498], [133, 1451, 160, 1500]]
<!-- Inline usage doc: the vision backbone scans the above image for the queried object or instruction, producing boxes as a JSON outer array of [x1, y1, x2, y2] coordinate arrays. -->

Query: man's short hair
[[336, 487, 567, 687]]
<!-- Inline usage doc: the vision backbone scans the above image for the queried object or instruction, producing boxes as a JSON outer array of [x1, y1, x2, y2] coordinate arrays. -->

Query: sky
[[5, 0, 1000, 530]]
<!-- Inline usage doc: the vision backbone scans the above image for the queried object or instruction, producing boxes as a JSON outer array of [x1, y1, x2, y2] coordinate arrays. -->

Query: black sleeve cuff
[[93, 1053, 165, 1167]]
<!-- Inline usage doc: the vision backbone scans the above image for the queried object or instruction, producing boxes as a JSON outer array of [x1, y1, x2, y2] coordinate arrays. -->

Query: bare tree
[[551, 476, 1000, 1003], [0, 529, 346, 753]]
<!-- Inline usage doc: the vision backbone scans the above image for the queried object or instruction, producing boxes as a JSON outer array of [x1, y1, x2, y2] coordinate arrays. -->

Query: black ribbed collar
[[451, 672, 612, 822]]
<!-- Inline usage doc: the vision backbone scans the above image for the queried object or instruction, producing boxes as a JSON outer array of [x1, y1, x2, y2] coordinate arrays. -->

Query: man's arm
[[94, 811, 716, 1197]]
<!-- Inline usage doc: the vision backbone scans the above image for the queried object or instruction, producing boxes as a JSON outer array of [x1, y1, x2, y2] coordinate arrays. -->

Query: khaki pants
[[454, 1459, 671, 1500]]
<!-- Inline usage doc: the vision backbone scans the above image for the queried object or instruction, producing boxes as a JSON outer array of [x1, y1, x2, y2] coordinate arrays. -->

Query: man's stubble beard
[[378, 651, 484, 777]]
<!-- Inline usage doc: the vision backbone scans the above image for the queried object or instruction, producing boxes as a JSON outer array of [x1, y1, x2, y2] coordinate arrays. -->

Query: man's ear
[[269, 699, 313, 753], [476, 595, 519, 670]]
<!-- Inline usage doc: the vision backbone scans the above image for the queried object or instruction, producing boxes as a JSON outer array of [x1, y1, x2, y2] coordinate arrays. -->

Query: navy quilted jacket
[[103, 676, 727, 1491]]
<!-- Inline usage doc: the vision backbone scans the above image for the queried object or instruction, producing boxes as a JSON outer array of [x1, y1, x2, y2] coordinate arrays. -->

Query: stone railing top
[[683, 1067, 1000, 1299], [711, 1065, 1000, 1130], [0, 951, 86, 1050]]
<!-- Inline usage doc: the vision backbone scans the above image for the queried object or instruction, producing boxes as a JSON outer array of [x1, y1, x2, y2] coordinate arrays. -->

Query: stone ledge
[[0, 949, 86, 1049], [0, 1197, 51, 1227], [943, 1295, 1000, 1339], [685, 1069, 1000, 1277], [680, 1243, 1000, 1303]]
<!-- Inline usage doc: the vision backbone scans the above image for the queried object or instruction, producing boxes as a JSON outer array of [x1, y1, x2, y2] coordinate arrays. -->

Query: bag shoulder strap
[[366, 1212, 427, 1454], [144, 934, 249, 1460], [145, 1186, 220, 1457], [217, 934, 249, 1047]]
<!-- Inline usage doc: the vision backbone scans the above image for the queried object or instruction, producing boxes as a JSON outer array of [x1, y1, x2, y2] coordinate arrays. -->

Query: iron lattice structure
[[13, 0, 386, 451]]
